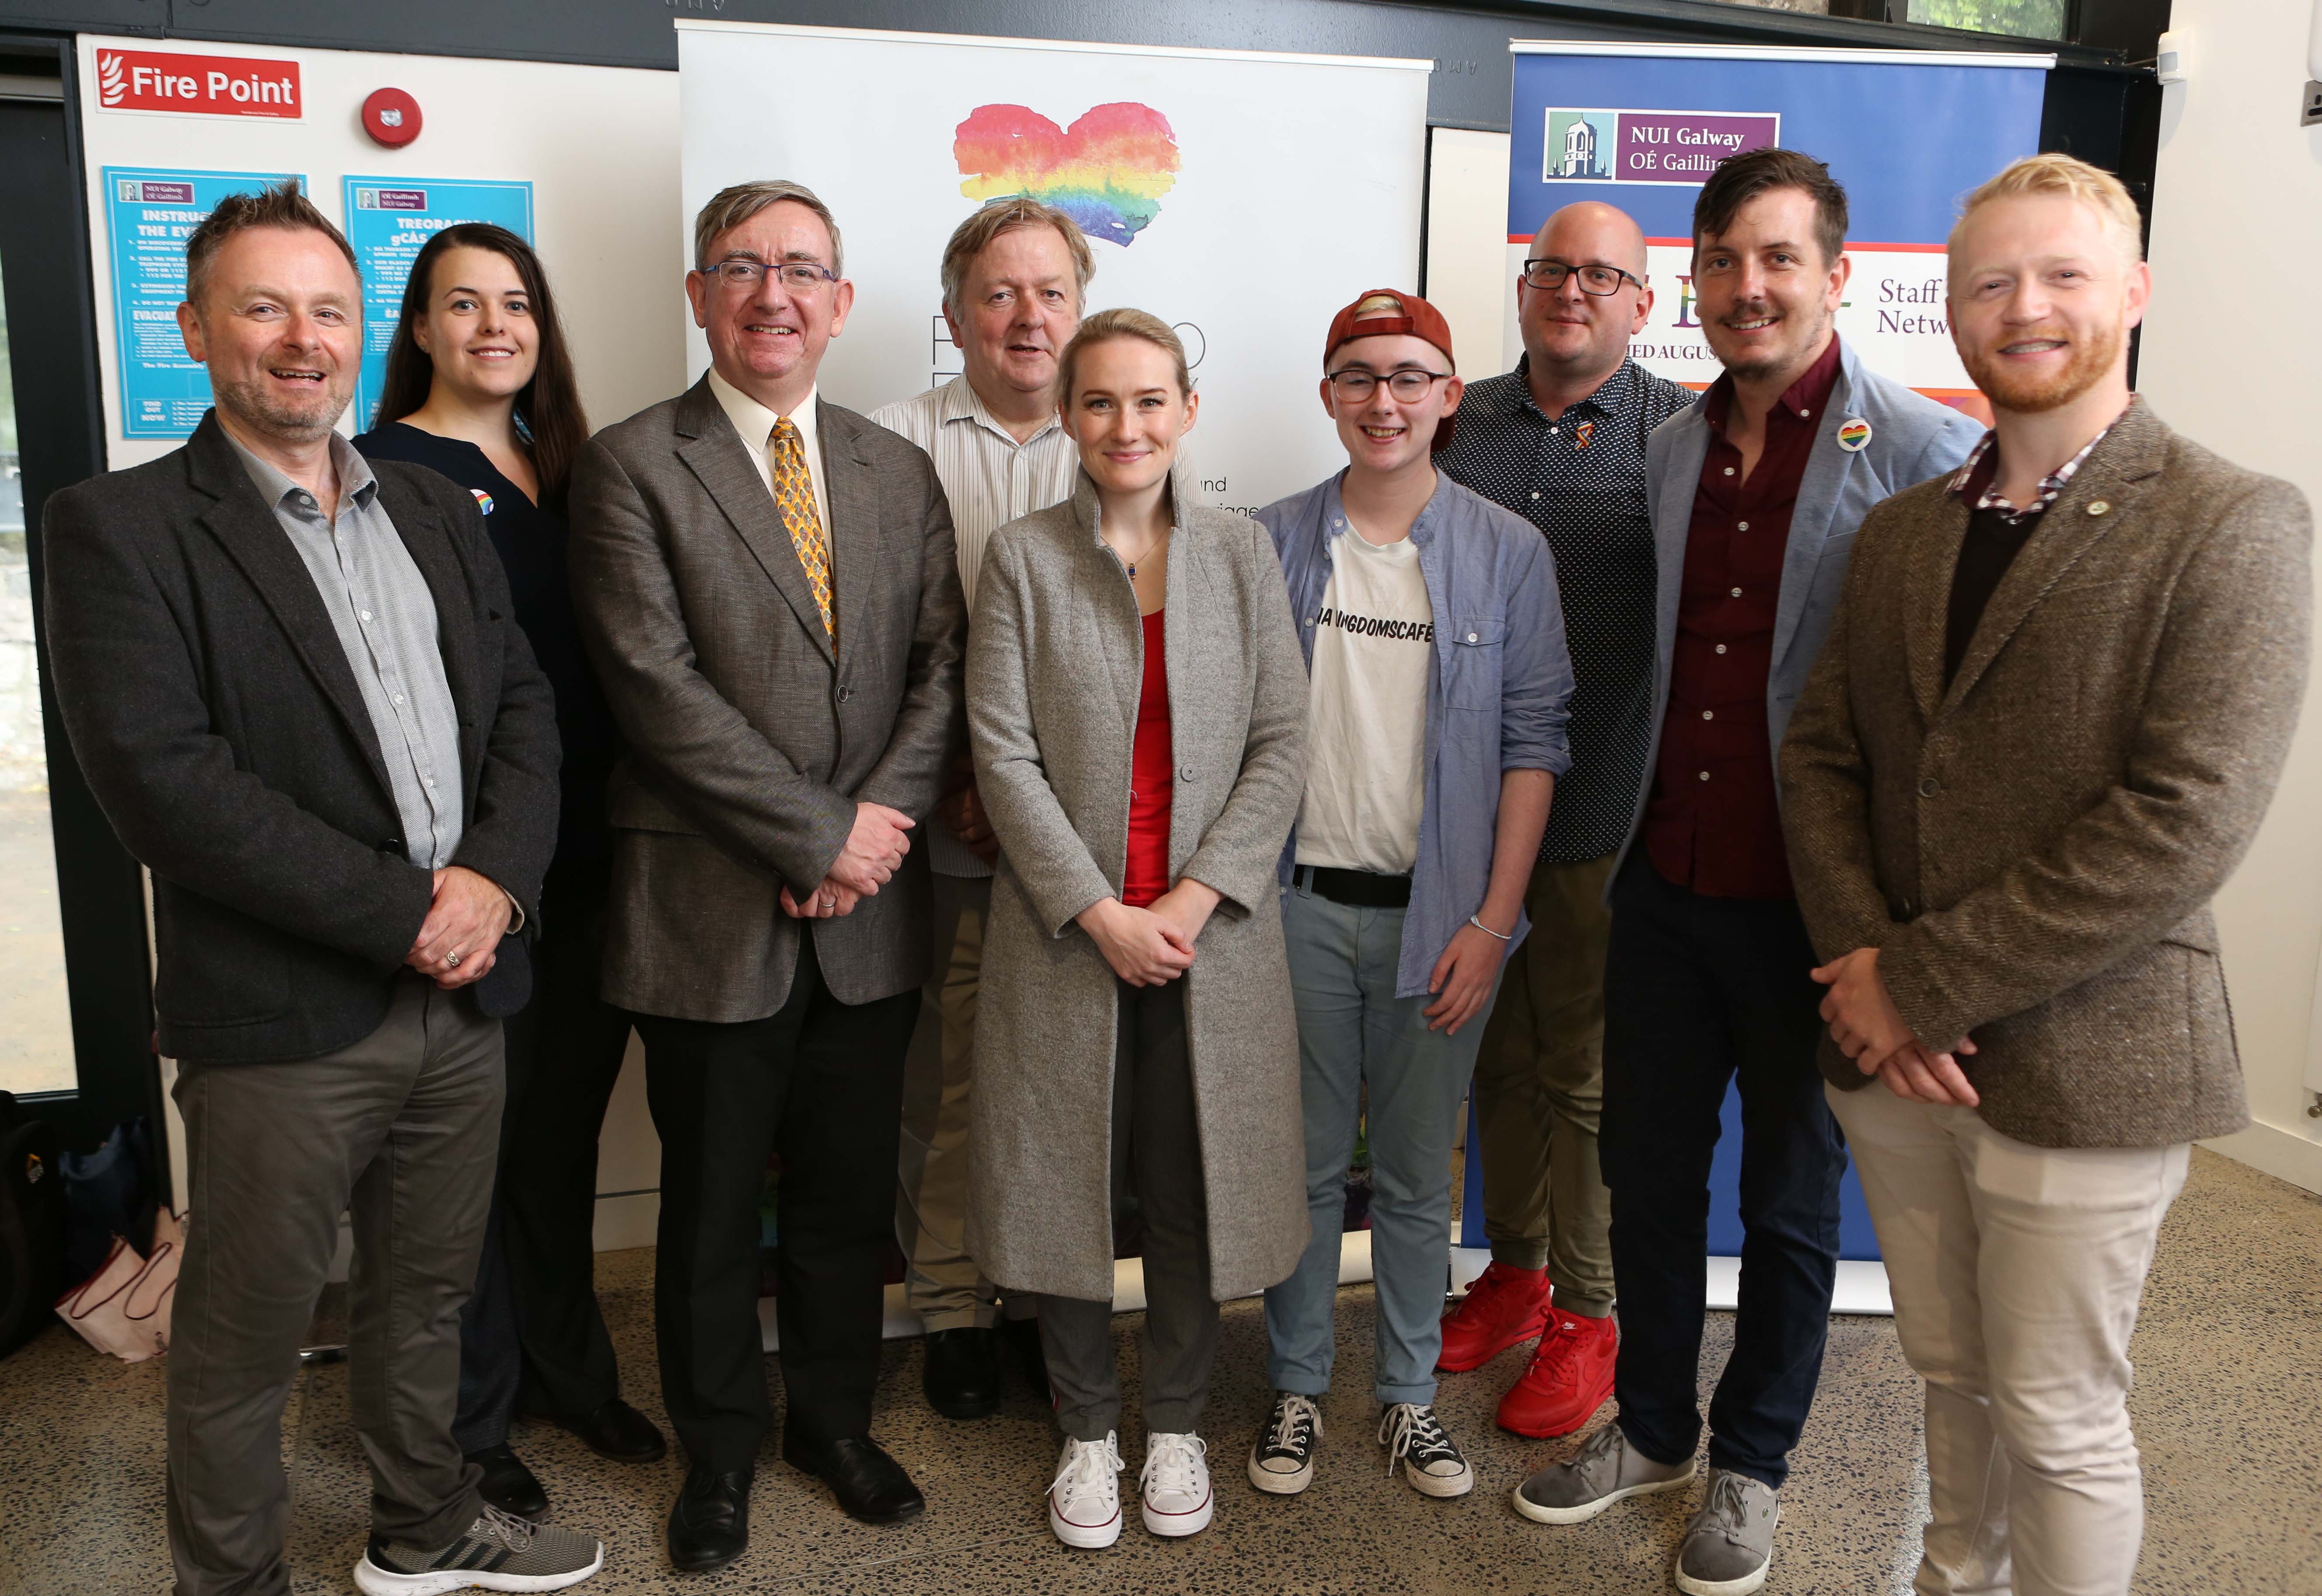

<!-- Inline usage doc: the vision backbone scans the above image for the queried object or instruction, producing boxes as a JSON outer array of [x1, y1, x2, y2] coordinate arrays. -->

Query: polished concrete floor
[[2, 1147, 2315, 1595]]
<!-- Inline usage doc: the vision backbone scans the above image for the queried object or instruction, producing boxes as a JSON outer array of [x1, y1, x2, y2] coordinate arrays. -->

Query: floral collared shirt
[[1946, 424, 2111, 525]]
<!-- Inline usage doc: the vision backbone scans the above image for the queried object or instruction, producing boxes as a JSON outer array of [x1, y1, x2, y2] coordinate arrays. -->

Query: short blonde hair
[[1056, 308, 1191, 404], [693, 180, 843, 277], [1951, 153, 2143, 266], [940, 197, 1095, 318]]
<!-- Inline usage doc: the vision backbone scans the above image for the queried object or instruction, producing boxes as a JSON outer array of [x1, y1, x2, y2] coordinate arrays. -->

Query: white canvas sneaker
[[1048, 1433, 1125, 1549], [1139, 1431, 1214, 1537]]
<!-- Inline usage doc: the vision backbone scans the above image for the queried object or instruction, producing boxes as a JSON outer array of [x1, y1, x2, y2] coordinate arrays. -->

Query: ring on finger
[[445, 949, 463, 968]]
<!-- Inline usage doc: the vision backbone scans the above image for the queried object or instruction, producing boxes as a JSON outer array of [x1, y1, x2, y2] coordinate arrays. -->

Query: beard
[[1710, 298, 1829, 385], [211, 369, 350, 443], [1960, 318, 2122, 414]]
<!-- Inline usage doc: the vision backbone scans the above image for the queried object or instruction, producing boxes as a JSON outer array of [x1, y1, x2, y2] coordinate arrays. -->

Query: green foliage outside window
[[1907, 0, 2070, 39]]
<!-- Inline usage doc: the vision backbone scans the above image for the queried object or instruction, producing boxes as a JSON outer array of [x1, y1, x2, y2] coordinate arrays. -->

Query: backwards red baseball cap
[[1323, 288, 1459, 451]]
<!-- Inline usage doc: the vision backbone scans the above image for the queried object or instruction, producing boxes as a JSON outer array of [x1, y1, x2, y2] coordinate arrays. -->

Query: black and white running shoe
[[353, 1505, 604, 1593], [1248, 1391, 1325, 1495], [1377, 1402, 1475, 1499]]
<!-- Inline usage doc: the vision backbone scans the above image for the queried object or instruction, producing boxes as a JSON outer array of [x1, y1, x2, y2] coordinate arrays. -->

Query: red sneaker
[[1495, 1304, 1617, 1439], [1435, 1262, 1550, 1373]]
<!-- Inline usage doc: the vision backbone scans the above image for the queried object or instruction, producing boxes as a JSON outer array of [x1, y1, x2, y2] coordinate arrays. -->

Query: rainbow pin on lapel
[[470, 488, 495, 515], [1574, 420, 1596, 450], [1835, 418, 1873, 453]]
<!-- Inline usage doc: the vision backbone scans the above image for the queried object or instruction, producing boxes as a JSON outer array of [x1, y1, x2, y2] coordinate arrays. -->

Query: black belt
[[1295, 865, 1412, 909]]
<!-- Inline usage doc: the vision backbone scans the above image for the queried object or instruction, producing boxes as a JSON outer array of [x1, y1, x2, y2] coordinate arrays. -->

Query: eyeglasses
[[1521, 259, 1644, 296], [1326, 369, 1453, 402], [700, 258, 840, 293]]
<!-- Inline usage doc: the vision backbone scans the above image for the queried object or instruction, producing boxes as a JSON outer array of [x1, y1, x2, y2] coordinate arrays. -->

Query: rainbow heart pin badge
[[470, 488, 494, 515], [1835, 418, 1873, 453], [954, 102, 1180, 247]]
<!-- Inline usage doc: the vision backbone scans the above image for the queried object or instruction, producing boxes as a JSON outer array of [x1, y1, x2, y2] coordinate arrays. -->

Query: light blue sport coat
[[1609, 337, 1983, 888]]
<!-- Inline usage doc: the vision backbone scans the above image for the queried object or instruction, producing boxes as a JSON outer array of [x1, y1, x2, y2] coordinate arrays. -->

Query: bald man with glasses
[[1436, 202, 1695, 1443]]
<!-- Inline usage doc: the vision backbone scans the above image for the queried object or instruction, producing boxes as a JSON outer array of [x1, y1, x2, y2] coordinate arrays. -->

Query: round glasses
[[1521, 260, 1644, 296], [1326, 369, 1453, 402], [701, 258, 840, 294]]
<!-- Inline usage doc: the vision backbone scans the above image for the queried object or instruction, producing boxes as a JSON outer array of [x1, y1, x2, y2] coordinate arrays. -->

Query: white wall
[[76, 37, 685, 466], [1424, 128, 1512, 384], [2137, 0, 2322, 1193], [75, 36, 678, 1241]]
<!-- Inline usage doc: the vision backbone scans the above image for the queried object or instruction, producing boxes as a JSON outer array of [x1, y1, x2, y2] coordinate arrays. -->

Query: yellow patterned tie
[[769, 417, 835, 653]]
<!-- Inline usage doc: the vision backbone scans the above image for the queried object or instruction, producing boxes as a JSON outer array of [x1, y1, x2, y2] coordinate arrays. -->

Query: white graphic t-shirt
[[1295, 526, 1434, 875]]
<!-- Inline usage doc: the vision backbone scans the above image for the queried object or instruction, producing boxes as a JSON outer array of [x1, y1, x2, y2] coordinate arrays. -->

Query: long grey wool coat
[[966, 471, 1311, 1304]]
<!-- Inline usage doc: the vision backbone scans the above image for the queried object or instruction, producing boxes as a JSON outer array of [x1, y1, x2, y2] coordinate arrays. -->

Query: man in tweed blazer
[[1781, 156, 2309, 1596], [569, 181, 964, 1567]]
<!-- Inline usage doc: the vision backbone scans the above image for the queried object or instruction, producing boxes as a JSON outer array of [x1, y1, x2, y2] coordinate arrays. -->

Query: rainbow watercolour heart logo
[[954, 102, 1180, 247]]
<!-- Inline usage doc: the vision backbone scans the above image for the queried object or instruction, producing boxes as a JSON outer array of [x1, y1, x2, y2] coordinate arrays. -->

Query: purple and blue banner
[[1461, 43, 2051, 1279], [1503, 42, 2050, 422]]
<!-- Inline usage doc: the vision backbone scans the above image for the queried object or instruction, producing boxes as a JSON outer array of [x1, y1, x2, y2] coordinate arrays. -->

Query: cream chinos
[[1827, 1080, 2191, 1596]]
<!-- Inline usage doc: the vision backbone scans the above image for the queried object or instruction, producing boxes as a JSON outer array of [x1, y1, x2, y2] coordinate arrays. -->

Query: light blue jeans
[[1264, 884, 1502, 1407]]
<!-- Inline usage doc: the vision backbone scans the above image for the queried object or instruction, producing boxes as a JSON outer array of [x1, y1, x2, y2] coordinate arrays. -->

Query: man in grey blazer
[[568, 181, 965, 1570], [1782, 156, 2308, 1596], [1515, 149, 1979, 1596]]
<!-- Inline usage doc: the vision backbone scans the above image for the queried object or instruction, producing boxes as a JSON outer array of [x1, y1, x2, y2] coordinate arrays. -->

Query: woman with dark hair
[[356, 224, 666, 1517]]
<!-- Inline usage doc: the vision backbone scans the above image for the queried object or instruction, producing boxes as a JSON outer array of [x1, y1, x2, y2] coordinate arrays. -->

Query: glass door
[[0, 48, 164, 1172], [0, 251, 76, 1098]]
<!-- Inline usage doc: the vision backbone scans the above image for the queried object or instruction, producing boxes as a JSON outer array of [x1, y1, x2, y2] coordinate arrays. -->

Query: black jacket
[[42, 412, 560, 1064]]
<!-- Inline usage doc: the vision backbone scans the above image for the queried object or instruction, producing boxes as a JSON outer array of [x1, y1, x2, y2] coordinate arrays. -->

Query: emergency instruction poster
[[341, 177, 535, 432], [103, 167, 302, 438]]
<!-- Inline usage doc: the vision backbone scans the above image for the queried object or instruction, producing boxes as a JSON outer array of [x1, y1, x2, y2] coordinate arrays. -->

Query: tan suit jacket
[[1780, 399, 2310, 1149], [568, 377, 966, 1022]]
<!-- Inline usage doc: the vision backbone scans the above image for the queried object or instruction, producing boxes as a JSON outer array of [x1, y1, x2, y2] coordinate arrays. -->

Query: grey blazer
[[567, 377, 966, 1022], [1610, 337, 1982, 882], [1782, 400, 2311, 1148], [965, 472, 1311, 1303]]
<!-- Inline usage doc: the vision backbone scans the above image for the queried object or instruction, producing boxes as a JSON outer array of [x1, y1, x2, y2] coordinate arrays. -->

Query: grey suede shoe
[[1510, 1422, 1696, 1525], [1674, 1468, 1779, 1596]]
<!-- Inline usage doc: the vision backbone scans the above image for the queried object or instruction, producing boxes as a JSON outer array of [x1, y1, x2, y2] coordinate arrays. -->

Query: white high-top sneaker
[[1048, 1432, 1125, 1549], [1139, 1432, 1214, 1537]]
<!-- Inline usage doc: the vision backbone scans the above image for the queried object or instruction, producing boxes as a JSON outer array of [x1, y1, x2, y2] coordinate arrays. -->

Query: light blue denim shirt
[[1260, 470, 1574, 998]]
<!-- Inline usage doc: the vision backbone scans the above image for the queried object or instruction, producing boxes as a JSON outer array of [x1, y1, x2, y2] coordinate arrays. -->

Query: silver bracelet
[[1468, 914, 1513, 942]]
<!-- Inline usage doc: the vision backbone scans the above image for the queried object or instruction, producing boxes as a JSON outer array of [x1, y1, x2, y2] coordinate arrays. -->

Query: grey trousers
[[167, 974, 500, 1596], [1037, 978, 1217, 1442], [897, 872, 1002, 1330]]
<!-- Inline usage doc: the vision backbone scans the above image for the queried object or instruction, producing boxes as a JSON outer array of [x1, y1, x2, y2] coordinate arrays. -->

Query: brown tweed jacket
[[1779, 399, 2310, 1149]]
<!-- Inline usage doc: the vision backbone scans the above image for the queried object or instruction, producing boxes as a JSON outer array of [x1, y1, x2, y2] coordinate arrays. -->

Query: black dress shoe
[[668, 1466, 752, 1573], [1001, 1314, 1051, 1402], [781, 1433, 926, 1525], [559, 1397, 668, 1464], [922, 1325, 1002, 1420], [465, 1442, 549, 1520]]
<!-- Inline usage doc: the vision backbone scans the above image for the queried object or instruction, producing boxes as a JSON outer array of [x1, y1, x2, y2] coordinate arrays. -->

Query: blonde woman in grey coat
[[965, 309, 1309, 1551]]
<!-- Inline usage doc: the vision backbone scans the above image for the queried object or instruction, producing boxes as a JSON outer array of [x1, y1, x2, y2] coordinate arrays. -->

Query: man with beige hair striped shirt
[[870, 196, 1092, 1419]]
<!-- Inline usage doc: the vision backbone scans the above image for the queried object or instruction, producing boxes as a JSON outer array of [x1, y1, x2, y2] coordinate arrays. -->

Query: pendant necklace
[[1121, 528, 1167, 579]]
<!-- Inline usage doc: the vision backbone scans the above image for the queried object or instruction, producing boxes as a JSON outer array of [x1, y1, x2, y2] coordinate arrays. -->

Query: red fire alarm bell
[[362, 87, 421, 147]]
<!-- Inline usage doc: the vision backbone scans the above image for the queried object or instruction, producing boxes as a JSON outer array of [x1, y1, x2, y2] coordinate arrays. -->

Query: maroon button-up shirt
[[1643, 334, 1844, 899]]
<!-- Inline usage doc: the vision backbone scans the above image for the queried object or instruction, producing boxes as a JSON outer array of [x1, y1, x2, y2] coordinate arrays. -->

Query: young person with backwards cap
[[1249, 290, 1573, 1502]]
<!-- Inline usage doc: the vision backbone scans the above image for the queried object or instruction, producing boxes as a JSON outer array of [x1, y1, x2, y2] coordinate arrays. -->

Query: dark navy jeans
[[1598, 855, 1845, 1490]]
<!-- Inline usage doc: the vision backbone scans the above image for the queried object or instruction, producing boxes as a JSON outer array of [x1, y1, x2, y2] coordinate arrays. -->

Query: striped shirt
[[871, 375, 1080, 878]]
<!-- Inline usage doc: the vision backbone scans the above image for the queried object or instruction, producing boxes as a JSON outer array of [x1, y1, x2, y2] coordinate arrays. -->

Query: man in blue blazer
[[1513, 149, 1980, 1596]]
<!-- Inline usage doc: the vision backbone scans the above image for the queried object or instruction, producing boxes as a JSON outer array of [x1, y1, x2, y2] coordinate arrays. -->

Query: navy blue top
[[352, 421, 616, 908]]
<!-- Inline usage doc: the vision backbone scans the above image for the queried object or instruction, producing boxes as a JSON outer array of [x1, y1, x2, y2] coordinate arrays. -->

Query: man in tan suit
[[569, 181, 965, 1571], [1780, 154, 2309, 1596]]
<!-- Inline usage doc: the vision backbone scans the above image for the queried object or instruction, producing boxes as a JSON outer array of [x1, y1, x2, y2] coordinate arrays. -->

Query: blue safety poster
[[103, 167, 302, 439], [341, 177, 535, 431]]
